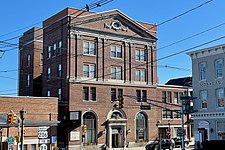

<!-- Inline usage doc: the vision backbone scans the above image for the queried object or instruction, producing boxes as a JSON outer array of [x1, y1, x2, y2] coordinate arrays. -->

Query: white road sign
[[39, 138, 50, 144], [38, 130, 48, 139], [39, 144, 47, 150]]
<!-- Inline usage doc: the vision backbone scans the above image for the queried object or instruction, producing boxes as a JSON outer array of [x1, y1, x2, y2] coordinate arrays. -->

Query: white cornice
[[187, 44, 225, 59], [192, 112, 225, 119]]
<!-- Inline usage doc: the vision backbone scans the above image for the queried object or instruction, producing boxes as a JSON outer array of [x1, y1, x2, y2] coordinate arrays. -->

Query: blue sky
[[0, 0, 225, 95]]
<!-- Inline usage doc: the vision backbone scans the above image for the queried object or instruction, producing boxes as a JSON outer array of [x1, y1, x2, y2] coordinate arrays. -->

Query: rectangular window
[[200, 90, 207, 109], [136, 69, 146, 81], [174, 92, 178, 104], [162, 109, 172, 119], [216, 88, 224, 108], [111, 88, 117, 101], [216, 59, 223, 78], [83, 64, 96, 78], [58, 64, 62, 77], [31, 144, 36, 150], [200, 62, 206, 80], [118, 89, 123, 97], [90, 87, 96, 101], [83, 41, 96, 55], [47, 90, 51, 97], [40, 53, 43, 65], [136, 90, 147, 102], [58, 88, 62, 100], [47, 46, 51, 59], [27, 74, 30, 87], [173, 111, 181, 119], [47, 67, 51, 80], [162, 91, 166, 103], [217, 122, 225, 140], [27, 54, 30, 67], [111, 45, 122, 58], [53, 43, 56, 57], [111, 66, 122, 80], [167, 91, 172, 103], [58, 41, 62, 55], [135, 49, 146, 61], [83, 87, 89, 100]]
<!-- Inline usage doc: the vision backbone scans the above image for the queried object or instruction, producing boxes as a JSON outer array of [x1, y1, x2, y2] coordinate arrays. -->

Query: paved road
[[174, 146, 194, 150]]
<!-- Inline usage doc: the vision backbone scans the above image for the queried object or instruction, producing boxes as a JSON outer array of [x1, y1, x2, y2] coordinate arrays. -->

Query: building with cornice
[[188, 44, 225, 149], [19, 7, 190, 150]]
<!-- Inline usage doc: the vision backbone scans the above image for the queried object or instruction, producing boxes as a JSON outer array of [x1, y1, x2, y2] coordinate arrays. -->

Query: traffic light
[[118, 96, 124, 109], [12, 113, 17, 124], [7, 113, 17, 124], [15, 136, 20, 143], [7, 113, 13, 124], [82, 124, 87, 134]]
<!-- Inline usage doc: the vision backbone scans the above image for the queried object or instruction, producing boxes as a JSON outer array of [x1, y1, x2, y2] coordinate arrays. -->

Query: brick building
[[18, 7, 191, 150], [0, 96, 58, 150]]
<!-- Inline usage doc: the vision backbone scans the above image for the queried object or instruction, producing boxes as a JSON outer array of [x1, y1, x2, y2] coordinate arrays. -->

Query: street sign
[[140, 105, 151, 110], [39, 138, 50, 144], [52, 136, 57, 143], [39, 144, 48, 150], [177, 127, 185, 136], [38, 130, 48, 139], [7, 136, 14, 144]]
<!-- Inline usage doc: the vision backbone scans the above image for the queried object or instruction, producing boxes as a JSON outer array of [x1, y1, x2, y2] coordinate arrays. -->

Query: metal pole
[[20, 118, 24, 150], [0, 128, 3, 150], [17, 119, 20, 150], [181, 97, 185, 150]]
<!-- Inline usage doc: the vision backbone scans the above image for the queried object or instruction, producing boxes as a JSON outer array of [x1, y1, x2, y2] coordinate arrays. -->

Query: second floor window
[[136, 69, 146, 81], [200, 62, 206, 80], [47, 67, 51, 80], [83, 64, 96, 78], [216, 88, 224, 108], [53, 43, 56, 57], [83, 41, 96, 55], [83, 87, 96, 101], [162, 109, 172, 119], [47, 46, 51, 59], [58, 41, 62, 55], [111, 66, 122, 80], [111, 88, 123, 101], [136, 90, 147, 102], [215, 59, 223, 78], [200, 90, 207, 109], [58, 88, 62, 100], [174, 92, 178, 104], [58, 64, 62, 77], [111, 45, 122, 58], [27, 74, 30, 87], [135, 49, 146, 61], [167, 91, 172, 103], [27, 54, 31, 67]]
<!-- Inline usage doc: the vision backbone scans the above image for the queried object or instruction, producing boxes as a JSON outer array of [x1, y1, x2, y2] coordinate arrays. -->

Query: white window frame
[[83, 41, 96, 55], [200, 90, 207, 109], [111, 45, 122, 58], [135, 49, 146, 61], [215, 59, 223, 78], [136, 69, 146, 81], [27, 54, 31, 67], [200, 62, 206, 81], [216, 88, 224, 108], [111, 66, 122, 80], [83, 64, 96, 78]]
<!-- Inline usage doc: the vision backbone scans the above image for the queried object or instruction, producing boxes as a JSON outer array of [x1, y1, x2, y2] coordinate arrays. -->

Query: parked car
[[145, 139, 174, 150], [172, 137, 189, 148]]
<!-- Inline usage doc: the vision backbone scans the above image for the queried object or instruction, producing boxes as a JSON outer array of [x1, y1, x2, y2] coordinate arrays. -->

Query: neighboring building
[[18, 7, 191, 150], [188, 44, 225, 148], [19, 27, 43, 96], [0, 96, 58, 150]]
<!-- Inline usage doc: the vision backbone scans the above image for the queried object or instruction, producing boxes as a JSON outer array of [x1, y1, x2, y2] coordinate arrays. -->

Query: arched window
[[136, 112, 148, 142], [83, 112, 97, 145]]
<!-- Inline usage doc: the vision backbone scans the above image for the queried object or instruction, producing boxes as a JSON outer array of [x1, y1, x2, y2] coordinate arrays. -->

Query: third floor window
[[111, 45, 122, 58], [136, 69, 146, 81], [83, 64, 96, 78], [135, 49, 146, 61], [199, 62, 206, 80], [111, 66, 122, 80], [216, 88, 224, 108], [83, 41, 96, 55], [215, 59, 223, 78]]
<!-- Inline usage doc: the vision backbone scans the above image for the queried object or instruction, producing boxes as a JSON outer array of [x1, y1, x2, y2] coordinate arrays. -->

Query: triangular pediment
[[71, 9, 157, 40]]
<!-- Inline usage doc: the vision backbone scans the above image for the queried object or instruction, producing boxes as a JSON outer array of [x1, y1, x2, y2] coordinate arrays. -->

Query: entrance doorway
[[112, 127, 123, 148]]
